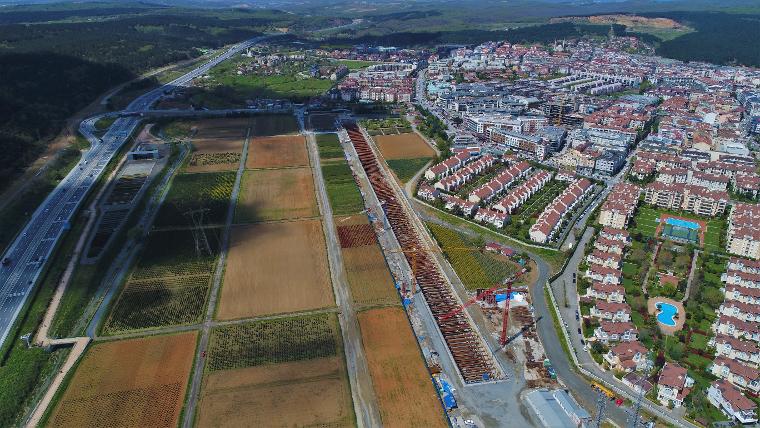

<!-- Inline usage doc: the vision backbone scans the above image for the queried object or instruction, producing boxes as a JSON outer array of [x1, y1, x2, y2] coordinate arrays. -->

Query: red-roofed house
[[657, 362, 694, 408], [707, 379, 757, 424]]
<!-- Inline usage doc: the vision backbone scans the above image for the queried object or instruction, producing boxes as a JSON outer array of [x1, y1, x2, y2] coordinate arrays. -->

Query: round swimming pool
[[656, 302, 678, 327]]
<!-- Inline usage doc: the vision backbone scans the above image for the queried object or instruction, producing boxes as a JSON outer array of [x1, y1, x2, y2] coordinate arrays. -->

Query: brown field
[[48, 332, 197, 428], [197, 357, 353, 427], [184, 119, 247, 172], [246, 135, 309, 169], [344, 245, 398, 307], [217, 220, 334, 319], [337, 223, 377, 248], [374, 133, 435, 160], [359, 308, 446, 428], [251, 114, 300, 137], [236, 168, 317, 223]]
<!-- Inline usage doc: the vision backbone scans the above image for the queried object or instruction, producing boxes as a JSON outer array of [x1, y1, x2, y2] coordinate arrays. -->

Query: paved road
[[0, 34, 274, 350]]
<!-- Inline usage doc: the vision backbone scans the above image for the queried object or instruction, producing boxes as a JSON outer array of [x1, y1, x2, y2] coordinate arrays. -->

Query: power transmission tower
[[184, 208, 212, 258], [594, 390, 608, 428], [628, 364, 653, 428]]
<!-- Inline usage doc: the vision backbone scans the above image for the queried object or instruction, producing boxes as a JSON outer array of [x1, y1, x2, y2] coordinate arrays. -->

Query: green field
[[316, 133, 343, 160], [207, 313, 338, 371], [387, 157, 431, 183], [102, 228, 220, 334], [154, 171, 236, 228], [336, 59, 378, 70], [251, 114, 300, 137], [207, 72, 333, 103], [321, 160, 364, 216]]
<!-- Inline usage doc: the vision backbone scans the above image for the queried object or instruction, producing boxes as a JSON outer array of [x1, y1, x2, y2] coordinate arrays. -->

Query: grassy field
[[321, 159, 364, 216], [250, 114, 299, 136], [153, 171, 236, 228], [205, 72, 333, 103], [336, 59, 378, 70], [387, 157, 431, 183], [316, 133, 343, 160]]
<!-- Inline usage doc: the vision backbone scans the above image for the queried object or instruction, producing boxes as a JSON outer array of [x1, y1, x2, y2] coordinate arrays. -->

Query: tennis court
[[658, 215, 705, 245]]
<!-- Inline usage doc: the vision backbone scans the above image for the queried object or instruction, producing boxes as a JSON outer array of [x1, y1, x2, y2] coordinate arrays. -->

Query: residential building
[[710, 357, 760, 394], [707, 379, 757, 424], [657, 362, 694, 408]]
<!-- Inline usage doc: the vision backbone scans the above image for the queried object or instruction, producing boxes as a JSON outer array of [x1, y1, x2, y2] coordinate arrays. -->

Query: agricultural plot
[[217, 220, 334, 320], [316, 133, 344, 160], [207, 314, 338, 370], [103, 229, 219, 334], [427, 223, 518, 291], [235, 168, 318, 223], [246, 135, 309, 169], [321, 159, 364, 215], [374, 133, 435, 160], [387, 157, 432, 183], [48, 332, 196, 428], [199, 314, 352, 427], [344, 245, 397, 307], [186, 152, 241, 173], [308, 113, 338, 131], [250, 114, 300, 137], [358, 308, 447, 428], [154, 171, 235, 228], [337, 223, 377, 248]]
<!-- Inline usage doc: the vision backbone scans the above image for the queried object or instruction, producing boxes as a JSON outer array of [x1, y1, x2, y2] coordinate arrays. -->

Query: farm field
[[308, 113, 338, 131], [316, 133, 344, 160], [235, 168, 318, 223], [336, 215, 397, 307], [198, 314, 353, 427], [153, 171, 236, 228], [217, 220, 334, 320], [427, 222, 518, 291], [250, 114, 300, 137], [321, 159, 364, 215], [103, 229, 219, 334], [374, 132, 435, 160], [184, 119, 245, 173], [387, 157, 432, 183], [358, 307, 446, 428], [48, 332, 197, 428], [246, 135, 309, 169]]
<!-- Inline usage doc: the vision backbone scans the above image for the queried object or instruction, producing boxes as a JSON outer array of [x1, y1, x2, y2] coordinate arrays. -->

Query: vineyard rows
[[189, 152, 241, 166], [154, 171, 236, 227], [427, 223, 517, 290], [103, 229, 218, 334], [207, 314, 338, 371]]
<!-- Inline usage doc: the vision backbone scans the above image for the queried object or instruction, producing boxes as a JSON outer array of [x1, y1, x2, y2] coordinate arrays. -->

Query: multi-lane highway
[[0, 35, 272, 349]]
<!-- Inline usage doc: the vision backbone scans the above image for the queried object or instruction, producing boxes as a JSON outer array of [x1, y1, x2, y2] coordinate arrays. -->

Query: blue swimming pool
[[665, 217, 700, 230], [656, 302, 678, 327]]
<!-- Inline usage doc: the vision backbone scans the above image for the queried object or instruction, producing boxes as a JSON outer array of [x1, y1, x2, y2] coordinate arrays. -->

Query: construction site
[[341, 122, 586, 427]]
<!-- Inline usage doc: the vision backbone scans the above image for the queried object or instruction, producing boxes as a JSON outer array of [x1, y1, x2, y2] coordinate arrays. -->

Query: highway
[[0, 34, 273, 349]]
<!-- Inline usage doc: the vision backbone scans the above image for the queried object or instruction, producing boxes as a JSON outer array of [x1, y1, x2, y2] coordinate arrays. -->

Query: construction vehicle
[[591, 382, 616, 400]]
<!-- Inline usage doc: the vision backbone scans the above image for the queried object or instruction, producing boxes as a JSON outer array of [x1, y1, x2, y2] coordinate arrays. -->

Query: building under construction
[[345, 123, 501, 383]]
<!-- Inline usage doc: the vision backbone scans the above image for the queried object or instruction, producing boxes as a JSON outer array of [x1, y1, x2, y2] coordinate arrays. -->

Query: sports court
[[657, 215, 705, 245]]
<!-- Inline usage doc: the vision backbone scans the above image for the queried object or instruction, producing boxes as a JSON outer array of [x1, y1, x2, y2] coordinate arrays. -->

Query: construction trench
[[345, 123, 500, 384]]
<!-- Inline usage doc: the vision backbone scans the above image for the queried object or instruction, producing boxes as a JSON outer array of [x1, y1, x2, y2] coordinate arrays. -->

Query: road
[[0, 34, 275, 350]]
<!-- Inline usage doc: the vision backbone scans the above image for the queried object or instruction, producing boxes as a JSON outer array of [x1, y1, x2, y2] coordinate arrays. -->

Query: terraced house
[[708, 379, 758, 424], [710, 357, 760, 394]]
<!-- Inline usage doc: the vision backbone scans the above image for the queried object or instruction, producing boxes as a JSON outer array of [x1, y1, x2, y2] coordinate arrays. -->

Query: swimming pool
[[656, 302, 678, 327], [665, 217, 700, 230]]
